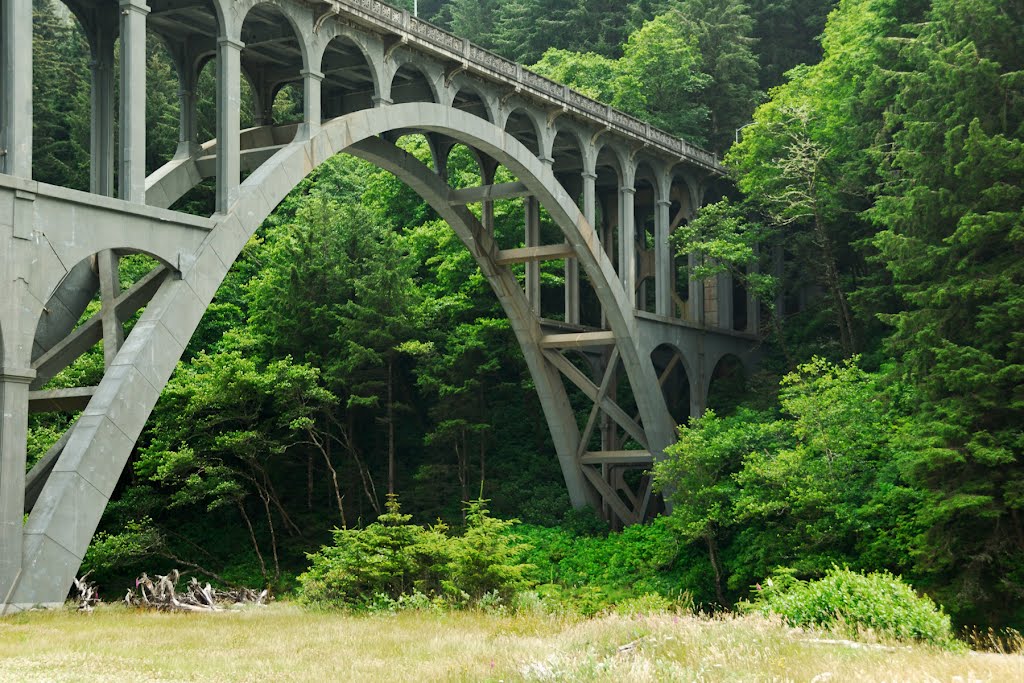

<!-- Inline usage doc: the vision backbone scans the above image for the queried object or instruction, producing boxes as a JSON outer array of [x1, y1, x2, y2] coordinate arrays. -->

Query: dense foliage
[[26, 0, 1023, 632]]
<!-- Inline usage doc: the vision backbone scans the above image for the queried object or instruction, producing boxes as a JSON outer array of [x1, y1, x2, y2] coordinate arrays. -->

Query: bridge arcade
[[1, 0, 761, 612]]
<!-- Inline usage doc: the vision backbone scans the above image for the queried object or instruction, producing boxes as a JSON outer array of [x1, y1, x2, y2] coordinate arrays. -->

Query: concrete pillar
[[0, 366, 34, 611], [97, 250, 123, 367], [119, 0, 150, 204], [90, 30, 116, 197], [175, 52, 199, 158], [524, 196, 541, 315], [253, 73, 275, 127], [372, 95, 393, 107], [618, 186, 637, 307], [301, 69, 323, 140], [717, 270, 734, 330], [746, 247, 761, 335], [689, 368, 706, 418], [216, 36, 243, 213], [654, 198, 672, 317], [1, 0, 32, 177], [566, 171, 596, 325], [480, 159, 497, 235], [688, 252, 705, 325], [600, 190, 617, 329]]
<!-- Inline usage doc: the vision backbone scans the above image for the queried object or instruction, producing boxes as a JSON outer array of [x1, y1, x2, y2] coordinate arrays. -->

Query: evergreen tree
[[868, 0, 1024, 624]]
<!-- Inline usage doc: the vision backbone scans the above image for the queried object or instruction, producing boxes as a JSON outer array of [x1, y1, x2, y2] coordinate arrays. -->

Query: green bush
[[746, 567, 959, 648], [298, 496, 532, 609]]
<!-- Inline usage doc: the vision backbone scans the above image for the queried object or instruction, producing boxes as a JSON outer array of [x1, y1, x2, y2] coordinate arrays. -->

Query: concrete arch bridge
[[0, 0, 762, 612]]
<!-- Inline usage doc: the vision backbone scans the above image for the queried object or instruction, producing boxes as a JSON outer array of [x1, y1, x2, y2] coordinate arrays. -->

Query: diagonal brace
[[543, 348, 648, 450]]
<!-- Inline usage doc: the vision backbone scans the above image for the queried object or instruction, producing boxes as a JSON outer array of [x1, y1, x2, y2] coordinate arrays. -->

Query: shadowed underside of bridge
[[0, 0, 762, 612]]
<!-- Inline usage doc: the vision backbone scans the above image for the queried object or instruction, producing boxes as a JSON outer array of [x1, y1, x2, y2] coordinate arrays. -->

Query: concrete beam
[[28, 387, 97, 414], [539, 330, 616, 349], [495, 243, 575, 265], [580, 450, 653, 466], [448, 182, 531, 204]]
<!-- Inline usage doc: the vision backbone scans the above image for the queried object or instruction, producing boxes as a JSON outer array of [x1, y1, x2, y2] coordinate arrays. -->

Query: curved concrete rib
[[9, 104, 673, 609]]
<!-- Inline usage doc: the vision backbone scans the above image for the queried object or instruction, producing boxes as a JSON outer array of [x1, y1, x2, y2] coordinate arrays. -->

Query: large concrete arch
[[2, 104, 677, 610]]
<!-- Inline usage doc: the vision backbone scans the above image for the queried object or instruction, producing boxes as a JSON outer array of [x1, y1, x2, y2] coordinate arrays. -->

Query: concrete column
[[717, 270, 734, 330], [175, 53, 199, 158], [301, 69, 323, 140], [89, 29, 116, 196], [253, 74, 275, 127], [0, 366, 35, 611], [746, 246, 761, 335], [689, 368, 706, 418], [216, 36, 243, 214], [618, 186, 637, 307], [688, 252, 705, 324], [566, 171, 596, 326], [97, 250, 123, 367], [119, 0, 150, 204], [655, 199, 672, 317], [524, 196, 541, 314], [480, 159, 497, 235], [1, 0, 32, 177], [372, 95, 393, 107]]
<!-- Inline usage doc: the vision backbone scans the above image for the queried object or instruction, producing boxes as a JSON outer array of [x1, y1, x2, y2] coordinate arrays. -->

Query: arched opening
[[32, 1, 92, 191], [320, 35, 376, 118], [634, 165, 658, 315], [389, 62, 437, 105], [650, 344, 692, 427], [392, 133, 435, 169], [594, 145, 623, 288], [240, 4, 303, 128], [445, 143, 483, 190], [451, 84, 492, 123], [668, 176, 697, 321], [29, 1, 185, 197], [707, 353, 746, 415], [503, 108, 541, 157], [25, 248, 170, 512], [549, 126, 597, 327]]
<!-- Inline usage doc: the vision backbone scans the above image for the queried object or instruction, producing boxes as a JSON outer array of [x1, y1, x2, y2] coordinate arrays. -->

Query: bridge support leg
[[301, 69, 323, 140], [89, 26, 116, 197], [1, 0, 32, 177], [619, 185, 637, 306], [655, 198, 672, 317], [216, 36, 243, 213], [173, 46, 200, 158], [119, 0, 150, 204], [524, 196, 540, 314], [0, 365, 34, 614], [688, 253, 705, 324]]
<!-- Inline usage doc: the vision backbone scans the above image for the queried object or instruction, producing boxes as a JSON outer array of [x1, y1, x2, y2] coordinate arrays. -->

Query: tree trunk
[[706, 533, 727, 606], [387, 357, 396, 496], [258, 487, 280, 581], [307, 453, 314, 512], [237, 501, 267, 579]]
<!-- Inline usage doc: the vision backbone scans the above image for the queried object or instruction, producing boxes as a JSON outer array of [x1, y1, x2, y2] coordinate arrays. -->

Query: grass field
[[1, 604, 1021, 682]]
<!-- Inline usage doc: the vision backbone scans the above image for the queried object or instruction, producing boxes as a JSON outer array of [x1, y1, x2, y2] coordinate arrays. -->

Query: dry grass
[[1, 604, 1021, 682]]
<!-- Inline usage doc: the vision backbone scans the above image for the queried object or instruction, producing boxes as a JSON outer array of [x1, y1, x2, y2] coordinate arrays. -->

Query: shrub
[[746, 567, 958, 648], [298, 496, 532, 609]]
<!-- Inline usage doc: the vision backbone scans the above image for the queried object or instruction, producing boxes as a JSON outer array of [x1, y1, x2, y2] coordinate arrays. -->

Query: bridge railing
[[321, 0, 721, 172]]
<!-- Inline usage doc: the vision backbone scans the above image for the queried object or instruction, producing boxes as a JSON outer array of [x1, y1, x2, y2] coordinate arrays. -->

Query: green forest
[[27, 0, 1023, 633]]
